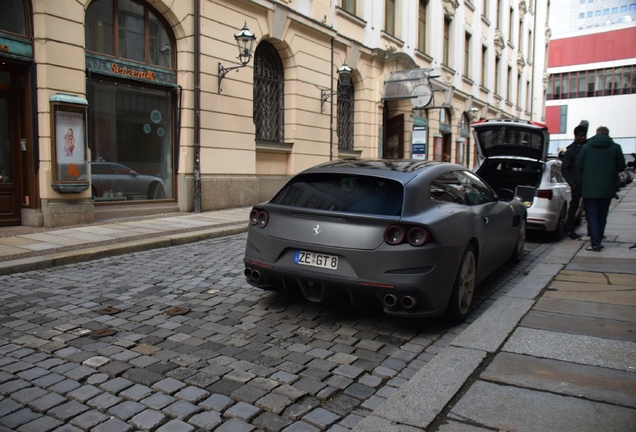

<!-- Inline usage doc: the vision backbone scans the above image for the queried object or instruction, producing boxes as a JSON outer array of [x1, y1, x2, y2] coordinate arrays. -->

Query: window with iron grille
[[253, 41, 284, 144], [337, 81, 355, 151]]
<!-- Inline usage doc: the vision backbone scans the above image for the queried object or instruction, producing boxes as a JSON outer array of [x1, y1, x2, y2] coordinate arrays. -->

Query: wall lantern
[[218, 22, 257, 93], [320, 61, 352, 112]]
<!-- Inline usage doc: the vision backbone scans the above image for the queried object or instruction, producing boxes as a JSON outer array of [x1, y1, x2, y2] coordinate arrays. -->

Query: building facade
[[545, 21, 636, 154], [0, 0, 550, 228], [549, 0, 636, 36]]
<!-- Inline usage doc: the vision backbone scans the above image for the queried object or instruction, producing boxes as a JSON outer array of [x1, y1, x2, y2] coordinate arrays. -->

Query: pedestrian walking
[[575, 126, 626, 251], [561, 124, 587, 239]]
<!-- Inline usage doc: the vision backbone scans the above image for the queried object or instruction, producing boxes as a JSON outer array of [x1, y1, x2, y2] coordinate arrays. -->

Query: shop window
[[85, 0, 173, 69], [88, 80, 173, 201], [0, 0, 27, 36], [253, 41, 284, 144], [337, 80, 355, 151], [85, 0, 176, 202]]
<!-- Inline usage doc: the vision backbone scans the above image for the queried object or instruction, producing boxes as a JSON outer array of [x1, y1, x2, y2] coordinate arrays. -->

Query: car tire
[[148, 182, 165, 200], [445, 245, 477, 323], [551, 204, 567, 241], [511, 218, 526, 263]]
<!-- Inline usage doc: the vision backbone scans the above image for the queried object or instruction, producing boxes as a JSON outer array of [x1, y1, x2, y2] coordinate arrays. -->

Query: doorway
[[0, 63, 30, 226], [384, 114, 404, 159]]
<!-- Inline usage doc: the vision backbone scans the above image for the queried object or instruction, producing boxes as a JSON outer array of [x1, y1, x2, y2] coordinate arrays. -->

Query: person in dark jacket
[[562, 124, 587, 239], [575, 126, 626, 251]]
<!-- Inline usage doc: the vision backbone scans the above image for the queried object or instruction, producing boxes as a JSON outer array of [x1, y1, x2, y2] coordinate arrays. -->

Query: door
[[0, 89, 21, 226], [442, 133, 451, 162], [384, 114, 404, 159]]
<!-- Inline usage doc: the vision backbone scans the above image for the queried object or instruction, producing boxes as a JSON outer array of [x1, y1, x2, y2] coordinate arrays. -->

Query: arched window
[[85, 0, 176, 202], [337, 80, 354, 150], [0, 0, 27, 36], [85, 0, 173, 69], [253, 41, 284, 144]]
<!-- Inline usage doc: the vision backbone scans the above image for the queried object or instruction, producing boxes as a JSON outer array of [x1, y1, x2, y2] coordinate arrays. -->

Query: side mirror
[[498, 188, 515, 201]]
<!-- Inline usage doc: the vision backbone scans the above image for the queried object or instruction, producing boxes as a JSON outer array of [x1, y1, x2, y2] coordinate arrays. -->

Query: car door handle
[[483, 217, 489, 224]]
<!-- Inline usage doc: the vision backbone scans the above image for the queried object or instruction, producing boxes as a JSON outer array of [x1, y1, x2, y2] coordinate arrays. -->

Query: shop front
[[0, 0, 37, 227], [85, 0, 178, 209]]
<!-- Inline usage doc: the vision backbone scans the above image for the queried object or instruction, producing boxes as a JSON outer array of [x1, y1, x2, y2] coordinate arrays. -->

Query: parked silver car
[[244, 159, 527, 322], [472, 119, 577, 240]]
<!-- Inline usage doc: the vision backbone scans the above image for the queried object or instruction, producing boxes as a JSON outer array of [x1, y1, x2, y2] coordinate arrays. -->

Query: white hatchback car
[[472, 119, 576, 240]]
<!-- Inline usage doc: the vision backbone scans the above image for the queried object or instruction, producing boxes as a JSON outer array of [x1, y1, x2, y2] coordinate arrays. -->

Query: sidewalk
[[0, 186, 634, 431], [355, 181, 636, 431], [0, 208, 251, 276]]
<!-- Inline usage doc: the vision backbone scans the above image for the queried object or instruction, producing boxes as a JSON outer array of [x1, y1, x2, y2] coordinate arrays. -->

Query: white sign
[[151, 110, 162, 124]]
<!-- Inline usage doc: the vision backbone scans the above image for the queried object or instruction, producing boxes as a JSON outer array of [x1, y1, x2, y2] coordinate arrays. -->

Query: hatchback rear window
[[270, 173, 403, 216], [476, 126, 544, 152]]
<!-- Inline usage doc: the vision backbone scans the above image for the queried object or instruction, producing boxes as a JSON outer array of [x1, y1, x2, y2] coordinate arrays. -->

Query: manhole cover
[[98, 307, 120, 315], [166, 307, 189, 316], [90, 329, 117, 338]]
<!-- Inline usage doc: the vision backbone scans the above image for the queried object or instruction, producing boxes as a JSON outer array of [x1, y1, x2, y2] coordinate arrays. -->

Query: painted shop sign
[[111, 63, 155, 80], [86, 54, 176, 87], [0, 34, 33, 59]]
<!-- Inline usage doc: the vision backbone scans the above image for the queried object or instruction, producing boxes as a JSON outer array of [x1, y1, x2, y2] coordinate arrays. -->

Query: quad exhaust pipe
[[244, 267, 261, 282], [382, 294, 417, 309]]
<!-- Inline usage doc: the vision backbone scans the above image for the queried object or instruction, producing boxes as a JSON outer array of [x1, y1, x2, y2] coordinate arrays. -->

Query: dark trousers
[[566, 186, 582, 233], [585, 198, 611, 247]]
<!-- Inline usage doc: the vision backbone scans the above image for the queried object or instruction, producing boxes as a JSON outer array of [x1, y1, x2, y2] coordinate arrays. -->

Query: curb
[[0, 224, 247, 276]]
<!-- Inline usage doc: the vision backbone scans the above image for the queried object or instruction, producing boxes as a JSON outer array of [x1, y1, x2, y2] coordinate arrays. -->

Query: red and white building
[[545, 22, 636, 155]]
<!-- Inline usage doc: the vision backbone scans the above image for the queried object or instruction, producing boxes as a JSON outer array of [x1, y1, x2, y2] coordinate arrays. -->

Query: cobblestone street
[[0, 233, 552, 432]]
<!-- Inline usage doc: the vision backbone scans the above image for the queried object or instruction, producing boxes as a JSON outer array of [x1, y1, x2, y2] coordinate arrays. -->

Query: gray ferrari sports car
[[244, 159, 527, 321]]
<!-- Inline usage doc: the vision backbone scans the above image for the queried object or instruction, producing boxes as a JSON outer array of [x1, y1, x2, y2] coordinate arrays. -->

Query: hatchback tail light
[[384, 225, 406, 245], [250, 208, 269, 228], [537, 189, 553, 200], [407, 227, 431, 246], [384, 224, 431, 247]]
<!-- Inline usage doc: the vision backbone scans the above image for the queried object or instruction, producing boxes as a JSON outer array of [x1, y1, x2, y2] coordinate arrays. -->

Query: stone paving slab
[[543, 286, 636, 308], [353, 347, 486, 430], [520, 310, 636, 342], [449, 380, 636, 432], [547, 280, 635, 293], [505, 263, 563, 300], [503, 327, 636, 372], [481, 352, 636, 408], [567, 257, 636, 275], [450, 296, 534, 353], [435, 420, 491, 431], [533, 297, 636, 322]]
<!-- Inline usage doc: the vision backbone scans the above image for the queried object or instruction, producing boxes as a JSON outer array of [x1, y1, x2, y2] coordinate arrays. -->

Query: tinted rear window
[[270, 173, 403, 216], [476, 126, 544, 152]]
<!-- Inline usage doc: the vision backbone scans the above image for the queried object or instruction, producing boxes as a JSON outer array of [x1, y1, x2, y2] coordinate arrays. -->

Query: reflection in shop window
[[85, 0, 173, 69], [0, 0, 27, 36], [88, 80, 173, 201]]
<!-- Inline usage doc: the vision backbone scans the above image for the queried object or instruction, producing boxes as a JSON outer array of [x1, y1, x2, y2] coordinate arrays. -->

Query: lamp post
[[218, 22, 257, 93]]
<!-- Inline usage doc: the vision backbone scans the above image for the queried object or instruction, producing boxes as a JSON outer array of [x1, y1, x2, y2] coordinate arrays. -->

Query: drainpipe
[[193, 0, 202, 212], [329, 37, 334, 161], [530, 0, 538, 121]]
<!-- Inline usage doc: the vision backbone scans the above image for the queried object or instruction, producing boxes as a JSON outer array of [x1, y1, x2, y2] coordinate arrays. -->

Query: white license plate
[[294, 250, 338, 270]]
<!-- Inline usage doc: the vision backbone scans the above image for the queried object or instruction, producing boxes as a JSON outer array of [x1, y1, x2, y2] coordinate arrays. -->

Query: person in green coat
[[575, 126, 626, 251]]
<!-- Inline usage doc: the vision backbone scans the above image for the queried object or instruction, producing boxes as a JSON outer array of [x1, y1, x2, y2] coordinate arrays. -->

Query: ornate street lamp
[[321, 61, 353, 112], [218, 22, 257, 93]]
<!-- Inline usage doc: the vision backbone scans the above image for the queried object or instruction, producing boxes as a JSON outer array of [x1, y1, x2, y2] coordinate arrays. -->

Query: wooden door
[[384, 114, 404, 159], [0, 89, 21, 226]]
